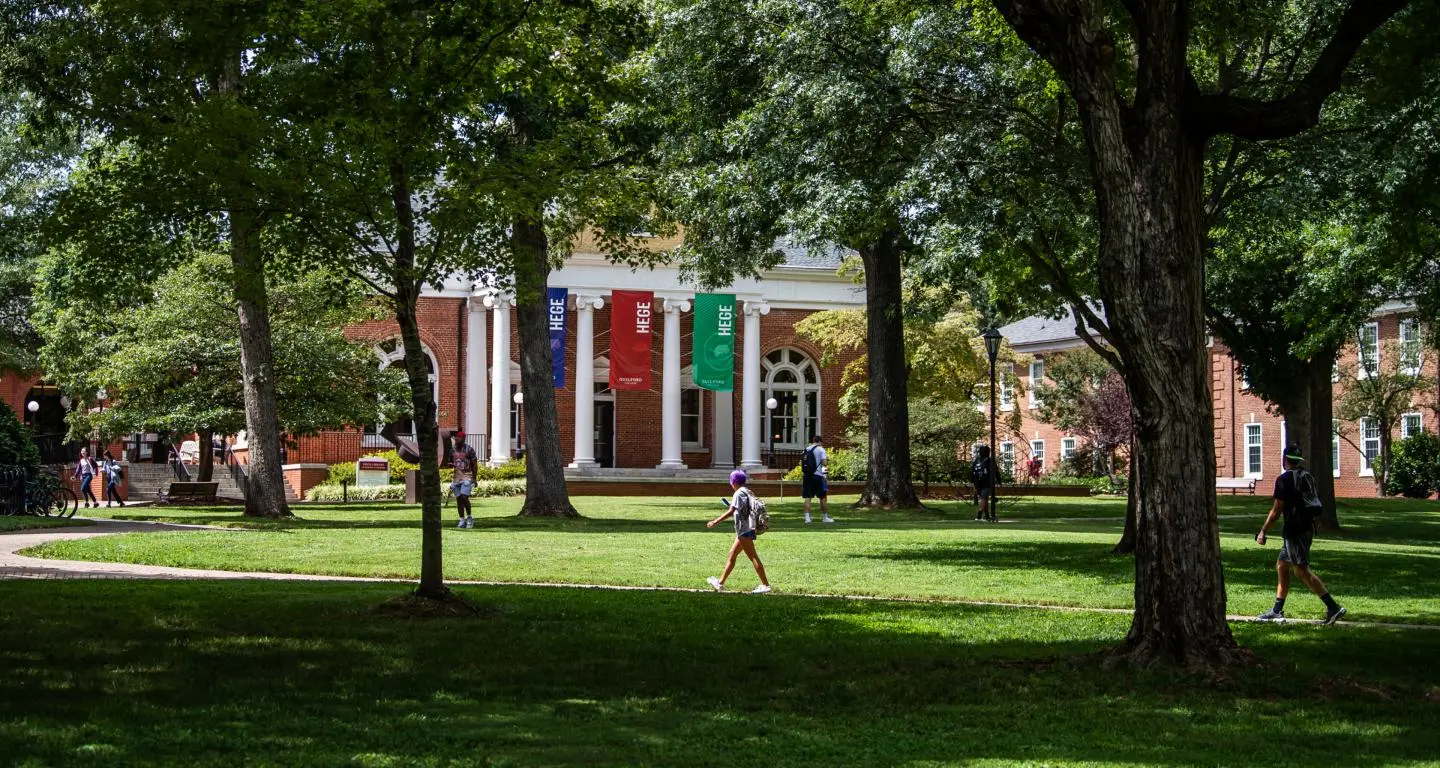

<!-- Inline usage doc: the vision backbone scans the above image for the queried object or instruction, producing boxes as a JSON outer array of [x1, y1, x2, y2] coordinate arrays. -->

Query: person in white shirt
[[801, 434, 832, 524]]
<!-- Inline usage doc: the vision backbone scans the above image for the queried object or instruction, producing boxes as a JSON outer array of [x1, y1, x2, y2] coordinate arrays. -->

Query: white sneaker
[[822, 515, 834, 523], [805, 515, 812, 524], [456, 518, 466, 528], [752, 584, 772, 594], [464, 517, 474, 528], [706, 576, 724, 591]]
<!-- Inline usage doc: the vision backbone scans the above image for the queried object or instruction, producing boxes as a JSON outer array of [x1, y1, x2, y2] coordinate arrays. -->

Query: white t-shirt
[[808, 444, 828, 477]]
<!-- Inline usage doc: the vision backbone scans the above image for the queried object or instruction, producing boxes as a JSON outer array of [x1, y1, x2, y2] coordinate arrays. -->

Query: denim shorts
[[451, 480, 474, 497], [737, 530, 756, 540]]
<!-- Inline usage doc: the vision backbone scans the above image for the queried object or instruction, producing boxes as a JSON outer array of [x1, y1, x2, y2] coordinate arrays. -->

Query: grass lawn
[[1, 579, 1438, 767], [32, 495, 1440, 625], [0, 516, 93, 532]]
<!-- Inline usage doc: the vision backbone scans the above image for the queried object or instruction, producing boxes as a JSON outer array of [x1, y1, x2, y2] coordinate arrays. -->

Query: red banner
[[609, 290, 654, 390]]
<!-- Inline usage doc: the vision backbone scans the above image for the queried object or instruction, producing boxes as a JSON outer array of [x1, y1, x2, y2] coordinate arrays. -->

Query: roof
[[999, 304, 1107, 350], [773, 235, 851, 270]]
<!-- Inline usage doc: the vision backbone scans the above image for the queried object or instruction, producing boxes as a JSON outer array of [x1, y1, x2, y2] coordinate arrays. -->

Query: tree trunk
[[390, 162, 448, 600], [512, 214, 577, 518], [1303, 351, 1340, 529], [197, 426, 214, 483], [856, 230, 921, 509], [1063, 22, 1238, 668], [230, 210, 291, 519]]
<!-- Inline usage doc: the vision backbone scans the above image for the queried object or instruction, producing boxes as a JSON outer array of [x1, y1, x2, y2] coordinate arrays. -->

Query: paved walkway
[[2, 518, 1434, 631]]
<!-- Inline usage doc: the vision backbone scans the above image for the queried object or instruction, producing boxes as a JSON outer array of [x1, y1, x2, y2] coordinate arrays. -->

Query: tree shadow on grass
[[0, 580, 1436, 767]]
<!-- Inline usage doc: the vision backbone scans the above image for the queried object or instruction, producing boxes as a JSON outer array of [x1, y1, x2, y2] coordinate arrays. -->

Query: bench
[[159, 481, 220, 503], [1215, 477, 1256, 495]]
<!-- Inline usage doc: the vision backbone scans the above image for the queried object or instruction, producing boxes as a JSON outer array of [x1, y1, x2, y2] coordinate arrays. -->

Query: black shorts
[[1278, 533, 1313, 567], [975, 484, 995, 501], [802, 475, 827, 499]]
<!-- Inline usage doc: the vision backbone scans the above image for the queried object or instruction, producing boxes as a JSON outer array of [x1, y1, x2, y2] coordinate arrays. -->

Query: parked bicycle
[[0, 465, 78, 518]]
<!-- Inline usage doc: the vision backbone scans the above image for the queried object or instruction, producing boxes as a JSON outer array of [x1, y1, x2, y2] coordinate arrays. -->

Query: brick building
[[996, 304, 1438, 498], [3, 237, 865, 491]]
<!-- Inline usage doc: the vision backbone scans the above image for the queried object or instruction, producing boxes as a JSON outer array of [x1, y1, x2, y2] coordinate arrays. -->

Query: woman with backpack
[[74, 448, 99, 508], [705, 469, 772, 594], [100, 450, 126, 507], [1255, 444, 1345, 625]]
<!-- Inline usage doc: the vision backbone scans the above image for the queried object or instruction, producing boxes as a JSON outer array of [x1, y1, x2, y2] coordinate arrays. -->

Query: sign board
[[356, 458, 391, 487]]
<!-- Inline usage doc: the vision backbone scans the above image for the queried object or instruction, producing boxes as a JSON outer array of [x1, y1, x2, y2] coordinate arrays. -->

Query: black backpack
[[972, 456, 991, 485], [801, 446, 818, 477], [1295, 468, 1325, 526]]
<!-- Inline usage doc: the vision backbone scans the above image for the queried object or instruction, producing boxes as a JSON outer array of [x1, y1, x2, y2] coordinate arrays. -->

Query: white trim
[[1399, 318, 1423, 376], [1401, 412, 1425, 439], [1357, 322, 1380, 379], [1028, 359, 1045, 409], [1332, 420, 1341, 478], [1244, 422, 1263, 478], [1359, 417, 1380, 476], [1061, 437, 1077, 461]]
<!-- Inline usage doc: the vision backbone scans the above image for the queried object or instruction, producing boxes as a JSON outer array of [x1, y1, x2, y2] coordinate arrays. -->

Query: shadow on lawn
[[0, 580, 1436, 767]]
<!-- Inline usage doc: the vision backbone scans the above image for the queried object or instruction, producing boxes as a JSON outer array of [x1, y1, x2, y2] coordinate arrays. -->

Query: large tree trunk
[[1305, 353, 1340, 529], [856, 229, 920, 509], [1060, 18, 1237, 668], [230, 211, 291, 518], [197, 426, 215, 483], [217, 47, 289, 519], [512, 214, 577, 518], [390, 162, 448, 600]]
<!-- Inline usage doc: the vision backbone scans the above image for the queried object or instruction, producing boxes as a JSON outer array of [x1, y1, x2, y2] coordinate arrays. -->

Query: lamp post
[[983, 327, 1003, 506], [765, 396, 778, 469], [512, 391, 524, 459]]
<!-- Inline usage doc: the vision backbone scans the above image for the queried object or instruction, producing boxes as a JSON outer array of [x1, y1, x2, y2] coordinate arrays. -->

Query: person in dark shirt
[[450, 431, 479, 529], [972, 445, 997, 522], [1255, 444, 1345, 625]]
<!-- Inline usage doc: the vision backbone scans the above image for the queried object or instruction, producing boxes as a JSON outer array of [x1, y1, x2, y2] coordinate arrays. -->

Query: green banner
[[692, 293, 736, 391]]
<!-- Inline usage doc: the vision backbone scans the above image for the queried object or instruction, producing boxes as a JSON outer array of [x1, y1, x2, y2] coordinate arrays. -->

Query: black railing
[[762, 448, 806, 471]]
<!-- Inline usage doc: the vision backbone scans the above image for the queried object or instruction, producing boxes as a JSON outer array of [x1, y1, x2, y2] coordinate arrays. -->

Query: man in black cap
[[1256, 444, 1345, 624]]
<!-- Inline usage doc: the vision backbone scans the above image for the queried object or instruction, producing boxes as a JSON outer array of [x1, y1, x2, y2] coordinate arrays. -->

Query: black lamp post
[[983, 327, 1003, 492]]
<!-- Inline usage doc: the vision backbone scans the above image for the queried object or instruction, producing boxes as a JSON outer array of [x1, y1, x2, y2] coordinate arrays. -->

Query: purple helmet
[[729, 469, 748, 486]]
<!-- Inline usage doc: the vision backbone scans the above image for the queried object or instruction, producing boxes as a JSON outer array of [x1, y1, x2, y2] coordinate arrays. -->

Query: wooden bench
[[159, 481, 220, 503], [1215, 477, 1257, 495]]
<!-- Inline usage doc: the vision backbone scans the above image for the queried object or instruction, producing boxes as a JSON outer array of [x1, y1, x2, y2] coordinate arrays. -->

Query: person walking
[[1026, 455, 1042, 484], [75, 448, 99, 508], [450, 431, 479, 528], [1256, 444, 1346, 625], [705, 469, 772, 593], [972, 445, 997, 522], [801, 434, 832, 524], [101, 450, 126, 507]]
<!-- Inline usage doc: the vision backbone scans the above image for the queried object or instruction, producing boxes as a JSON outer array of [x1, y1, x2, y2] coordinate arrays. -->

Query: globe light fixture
[[26, 400, 39, 413]]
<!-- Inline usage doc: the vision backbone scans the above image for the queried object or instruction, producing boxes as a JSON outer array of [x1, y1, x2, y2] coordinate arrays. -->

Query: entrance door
[[593, 401, 615, 468]]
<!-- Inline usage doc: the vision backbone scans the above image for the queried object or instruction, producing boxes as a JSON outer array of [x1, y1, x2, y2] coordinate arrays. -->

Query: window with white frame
[[1061, 437, 1077, 461], [1030, 439, 1045, 470], [1028, 359, 1045, 408], [999, 442, 1015, 475], [1402, 412, 1425, 439], [366, 340, 439, 448], [763, 348, 821, 448], [1245, 423, 1263, 477], [1331, 420, 1341, 478], [1360, 417, 1381, 475], [1400, 318, 1422, 375], [999, 372, 1015, 410], [681, 388, 703, 446], [1358, 322, 1380, 378]]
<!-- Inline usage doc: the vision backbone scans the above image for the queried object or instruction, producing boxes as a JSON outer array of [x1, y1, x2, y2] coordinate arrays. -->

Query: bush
[[1386, 432, 1440, 499], [0, 400, 41, 474], [327, 461, 357, 485], [782, 446, 867, 482], [305, 478, 526, 502], [492, 457, 526, 480]]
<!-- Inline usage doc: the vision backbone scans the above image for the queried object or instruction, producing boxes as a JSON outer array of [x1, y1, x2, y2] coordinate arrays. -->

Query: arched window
[[365, 339, 438, 447], [763, 348, 820, 449]]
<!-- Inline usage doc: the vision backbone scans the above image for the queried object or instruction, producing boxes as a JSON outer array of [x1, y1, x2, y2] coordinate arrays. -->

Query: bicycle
[[26, 469, 78, 518]]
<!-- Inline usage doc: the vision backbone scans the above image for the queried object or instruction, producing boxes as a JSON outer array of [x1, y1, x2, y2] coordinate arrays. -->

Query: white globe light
[[512, 391, 524, 405], [765, 397, 778, 410], [26, 400, 39, 413]]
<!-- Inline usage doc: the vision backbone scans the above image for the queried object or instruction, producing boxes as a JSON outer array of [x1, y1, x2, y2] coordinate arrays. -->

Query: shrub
[[1386, 432, 1440, 499], [492, 457, 525, 480], [0, 400, 41, 474], [327, 462, 357, 485], [304, 478, 525, 502], [328, 454, 454, 486], [782, 447, 866, 482]]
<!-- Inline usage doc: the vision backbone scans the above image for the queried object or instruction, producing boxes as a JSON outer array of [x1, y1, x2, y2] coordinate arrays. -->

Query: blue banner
[[548, 287, 568, 388]]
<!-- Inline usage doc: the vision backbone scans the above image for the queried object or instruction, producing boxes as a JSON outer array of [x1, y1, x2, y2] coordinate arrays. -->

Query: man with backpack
[[1256, 444, 1346, 625], [972, 445, 997, 522], [801, 434, 832, 524]]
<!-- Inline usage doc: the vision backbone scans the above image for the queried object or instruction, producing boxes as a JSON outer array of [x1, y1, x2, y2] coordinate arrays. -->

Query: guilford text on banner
[[692, 293, 736, 391]]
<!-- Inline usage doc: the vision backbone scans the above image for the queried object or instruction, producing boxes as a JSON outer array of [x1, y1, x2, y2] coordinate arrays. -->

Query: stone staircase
[[125, 463, 256, 501]]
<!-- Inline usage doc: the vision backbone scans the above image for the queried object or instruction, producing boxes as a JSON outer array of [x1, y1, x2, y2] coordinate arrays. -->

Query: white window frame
[[762, 348, 822, 449], [999, 441, 1015, 475], [1028, 359, 1045, 409], [1061, 437, 1077, 461], [1331, 420, 1341, 478], [366, 341, 440, 448], [1359, 417, 1380, 476], [1358, 322, 1380, 379], [680, 387, 704, 448], [1399, 318, 1422, 376], [1401, 412, 1424, 440], [1030, 439, 1045, 469], [1244, 422, 1263, 478], [999, 371, 1015, 411]]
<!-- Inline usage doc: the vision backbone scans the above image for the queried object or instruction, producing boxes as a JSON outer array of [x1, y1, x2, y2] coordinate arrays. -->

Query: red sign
[[357, 460, 388, 471], [609, 290, 654, 390]]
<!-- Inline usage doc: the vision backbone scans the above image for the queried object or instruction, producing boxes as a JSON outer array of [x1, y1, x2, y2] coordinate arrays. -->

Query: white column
[[657, 297, 692, 469], [485, 293, 514, 467], [712, 390, 734, 468], [570, 293, 605, 468], [739, 300, 770, 470], [464, 295, 488, 452]]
